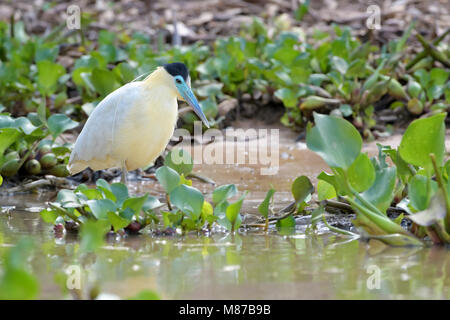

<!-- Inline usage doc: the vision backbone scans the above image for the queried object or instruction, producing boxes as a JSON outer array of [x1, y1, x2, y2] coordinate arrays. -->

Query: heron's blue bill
[[176, 79, 210, 128]]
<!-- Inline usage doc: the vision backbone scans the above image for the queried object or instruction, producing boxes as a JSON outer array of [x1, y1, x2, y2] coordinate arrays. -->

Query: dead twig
[[0, 175, 72, 194]]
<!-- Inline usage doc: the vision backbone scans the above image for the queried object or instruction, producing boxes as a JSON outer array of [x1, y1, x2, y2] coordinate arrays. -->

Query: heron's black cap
[[163, 62, 189, 81]]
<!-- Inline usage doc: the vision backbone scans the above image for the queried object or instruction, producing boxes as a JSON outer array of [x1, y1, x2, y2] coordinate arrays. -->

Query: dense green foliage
[[308, 112, 449, 246], [0, 18, 448, 181]]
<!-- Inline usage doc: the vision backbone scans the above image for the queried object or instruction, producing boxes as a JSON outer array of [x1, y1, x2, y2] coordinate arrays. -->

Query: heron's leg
[[121, 161, 128, 184]]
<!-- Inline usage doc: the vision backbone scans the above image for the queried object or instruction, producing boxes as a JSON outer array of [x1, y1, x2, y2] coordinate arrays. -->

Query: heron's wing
[[68, 82, 143, 173]]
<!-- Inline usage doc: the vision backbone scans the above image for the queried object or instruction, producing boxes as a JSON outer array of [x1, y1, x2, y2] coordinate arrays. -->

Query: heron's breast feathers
[[68, 80, 179, 173]]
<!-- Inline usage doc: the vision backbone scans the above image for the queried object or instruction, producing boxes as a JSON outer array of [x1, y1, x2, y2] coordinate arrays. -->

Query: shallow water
[[0, 122, 449, 299]]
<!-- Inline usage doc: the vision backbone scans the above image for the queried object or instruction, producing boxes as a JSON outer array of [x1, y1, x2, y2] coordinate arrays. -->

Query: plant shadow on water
[[0, 125, 449, 299]]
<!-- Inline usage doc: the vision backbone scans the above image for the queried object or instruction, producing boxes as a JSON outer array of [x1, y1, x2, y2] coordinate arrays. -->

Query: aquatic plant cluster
[[0, 113, 74, 179], [40, 149, 250, 236], [36, 111, 450, 247], [306, 112, 449, 246]]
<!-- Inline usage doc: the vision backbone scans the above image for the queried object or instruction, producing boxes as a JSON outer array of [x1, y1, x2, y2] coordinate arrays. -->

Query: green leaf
[[143, 196, 162, 211], [274, 88, 299, 108], [276, 216, 296, 235], [291, 176, 314, 203], [80, 220, 110, 253], [156, 166, 180, 194], [290, 66, 311, 83], [258, 187, 275, 218], [164, 149, 193, 175], [47, 114, 78, 139], [0, 115, 39, 135], [407, 78, 422, 98], [122, 194, 149, 216], [360, 167, 397, 214], [201, 201, 214, 222], [408, 174, 437, 211], [294, 0, 309, 21], [213, 201, 229, 221], [429, 68, 449, 86], [399, 113, 446, 170], [306, 113, 362, 169], [35, 43, 59, 62], [37, 100, 47, 125], [110, 183, 129, 206], [317, 170, 350, 196], [339, 104, 353, 117], [40, 209, 59, 224], [87, 199, 117, 220], [0, 238, 38, 300], [317, 180, 336, 201], [96, 179, 116, 201], [348, 153, 375, 192], [212, 184, 238, 205], [72, 67, 92, 89], [408, 191, 446, 227], [170, 184, 204, 219], [51, 146, 71, 157], [195, 83, 223, 98], [99, 44, 118, 62], [346, 59, 366, 78], [127, 290, 161, 300], [226, 193, 246, 231], [0, 128, 21, 157], [331, 56, 348, 74], [395, 21, 415, 53], [37, 60, 65, 96], [107, 212, 131, 232], [200, 98, 218, 119], [56, 189, 80, 208], [90, 68, 120, 97], [77, 186, 103, 200], [0, 269, 39, 300], [394, 213, 404, 225]]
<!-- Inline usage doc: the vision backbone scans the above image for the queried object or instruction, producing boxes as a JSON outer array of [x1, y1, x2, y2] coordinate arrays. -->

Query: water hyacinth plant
[[156, 149, 247, 233], [40, 178, 162, 233], [40, 149, 249, 235], [0, 111, 76, 179], [1, 18, 448, 140], [306, 111, 449, 246]]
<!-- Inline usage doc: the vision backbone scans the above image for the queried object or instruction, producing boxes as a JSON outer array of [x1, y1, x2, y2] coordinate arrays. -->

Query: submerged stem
[[49, 203, 82, 224], [321, 214, 358, 237], [346, 197, 409, 235]]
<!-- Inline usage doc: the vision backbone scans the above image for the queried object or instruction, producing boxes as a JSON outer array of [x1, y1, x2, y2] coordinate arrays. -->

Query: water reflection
[[0, 210, 448, 299]]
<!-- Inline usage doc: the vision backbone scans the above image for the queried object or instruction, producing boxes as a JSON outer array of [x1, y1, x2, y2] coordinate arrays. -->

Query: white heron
[[68, 62, 209, 183]]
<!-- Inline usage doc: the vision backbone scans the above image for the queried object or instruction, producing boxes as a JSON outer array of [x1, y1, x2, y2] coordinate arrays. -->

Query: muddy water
[[0, 122, 449, 299]]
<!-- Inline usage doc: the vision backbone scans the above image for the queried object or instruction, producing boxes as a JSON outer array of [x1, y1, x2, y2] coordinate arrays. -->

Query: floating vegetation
[[306, 112, 449, 246]]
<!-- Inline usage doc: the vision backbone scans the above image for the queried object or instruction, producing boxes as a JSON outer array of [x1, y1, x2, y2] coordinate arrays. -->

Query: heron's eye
[[175, 78, 182, 84]]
